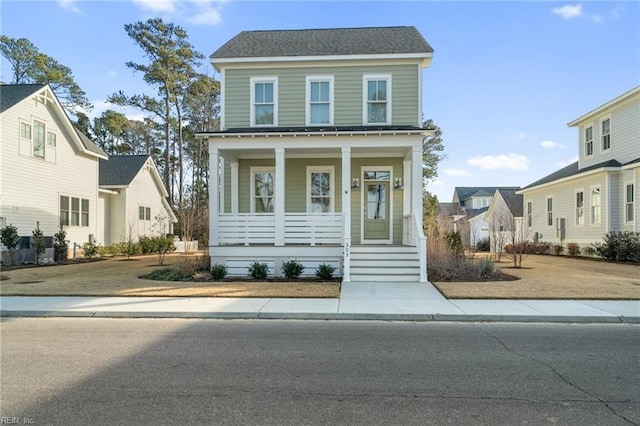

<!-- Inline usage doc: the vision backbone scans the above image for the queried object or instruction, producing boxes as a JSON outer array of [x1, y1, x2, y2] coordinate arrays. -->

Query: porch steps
[[349, 245, 420, 282]]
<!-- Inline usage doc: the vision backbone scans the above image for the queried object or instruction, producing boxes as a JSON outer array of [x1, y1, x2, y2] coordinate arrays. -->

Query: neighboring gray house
[[98, 155, 177, 245], [197, 26, 435, 282], [520, 86, 639, 249]]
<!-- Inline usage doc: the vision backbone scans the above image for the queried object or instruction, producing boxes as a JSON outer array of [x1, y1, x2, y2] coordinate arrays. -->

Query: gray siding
[[224, 64, 419, 128]]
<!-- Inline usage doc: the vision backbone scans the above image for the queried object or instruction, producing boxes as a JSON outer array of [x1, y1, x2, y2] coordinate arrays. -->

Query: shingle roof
[[0, 83, 45, 113], [212, 26, 433, 59], [453, 187, 520, 204], [75, 127, 108, 158], [497, 189, 524, 217], [466, 207, 489, 219], [99, 155, 149, 186], [522, 159, 622, 190], [437, 202, 465, 216]]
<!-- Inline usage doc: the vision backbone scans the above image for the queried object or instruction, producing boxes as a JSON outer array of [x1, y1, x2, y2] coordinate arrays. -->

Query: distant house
[[485, 188, 524, 253], [198, 26, 435, 282], [98, 155, 177, 245], [520, 86, 639, 249]]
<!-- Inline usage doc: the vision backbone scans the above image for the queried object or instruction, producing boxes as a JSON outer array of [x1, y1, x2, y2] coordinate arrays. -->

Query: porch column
[[341, 147, 351, 282], [403, 159, 411, 216], [411, 145, 423, 225], [230, 161, 239, 214], [275, 147, 285, 246], [209, 147, 220, 247]]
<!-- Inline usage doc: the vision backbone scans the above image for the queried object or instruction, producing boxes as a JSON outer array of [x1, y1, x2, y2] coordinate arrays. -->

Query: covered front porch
[[203, 129, 428, 282]]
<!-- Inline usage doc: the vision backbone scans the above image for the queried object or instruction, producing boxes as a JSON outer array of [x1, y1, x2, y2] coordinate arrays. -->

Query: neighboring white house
[[0, 83, 176, 259], [484, 188, 524, 253], [98, 155, 177, 245], [519, 86, 639, 249], [0, 83, 107, 255], [198, 26, 434, 282]]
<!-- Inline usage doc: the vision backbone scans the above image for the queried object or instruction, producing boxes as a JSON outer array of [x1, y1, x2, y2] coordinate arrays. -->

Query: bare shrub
[[174, 254, 210, 278]]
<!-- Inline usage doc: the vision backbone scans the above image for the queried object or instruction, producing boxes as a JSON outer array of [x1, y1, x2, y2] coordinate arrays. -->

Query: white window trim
[[249, 76, 278, 127], [590, 186, 601, 225], [526, 201, 532, 228], [362, 74, 392, 125], [20, 119, 32, 140], [60, 194, 89, 227], [624, 182, 634, 223], [584, 125, 594, 157], [305, 76, 334, 126], [600, 115, 611, 151], [575, 189, 585, 226], [546, 196, 553, 227], [32, 118, 46, 159], [306, 166, 335, 213], [249, 166, 275, 213]]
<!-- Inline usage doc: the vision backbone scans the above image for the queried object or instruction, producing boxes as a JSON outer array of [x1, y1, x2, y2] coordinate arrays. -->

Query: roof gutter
[[517, 166, 620, 194], [196, 129, 432, 139]]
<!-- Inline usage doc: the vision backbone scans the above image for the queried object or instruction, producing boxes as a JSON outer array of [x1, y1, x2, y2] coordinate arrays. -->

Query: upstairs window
[[21, 122, 32, 139], [591, 187, 601, 225], [575, 191, 584, 225], [363, 75, 391, 125], [585, 126, 593, 156], [139, 206, 151, 221], [250, 77, 277, 126], [33, 120, 45, 158], [47, 131, 57, 147], [626, 183, 634, 223], [306, 77, 333, 125], [601, 118, 611, 150], [546, 197, 553, 227]]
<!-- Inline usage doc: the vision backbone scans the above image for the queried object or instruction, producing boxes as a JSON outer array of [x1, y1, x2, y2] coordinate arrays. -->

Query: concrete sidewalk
[[1, 282, 638, 323]]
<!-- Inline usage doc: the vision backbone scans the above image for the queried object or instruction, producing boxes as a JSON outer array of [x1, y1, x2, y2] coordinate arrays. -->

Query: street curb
[[1, 310, 638, 324]]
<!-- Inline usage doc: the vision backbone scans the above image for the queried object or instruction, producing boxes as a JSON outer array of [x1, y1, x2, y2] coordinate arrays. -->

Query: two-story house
[[197, 26, 434, 282], [520, 86, 639, 249]]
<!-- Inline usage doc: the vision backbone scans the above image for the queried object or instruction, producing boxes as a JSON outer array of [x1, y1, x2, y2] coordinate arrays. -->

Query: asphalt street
[[1, 318, 639, 425]]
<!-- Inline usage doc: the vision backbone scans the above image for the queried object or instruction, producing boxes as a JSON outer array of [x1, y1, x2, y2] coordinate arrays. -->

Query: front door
[[364, 181, 390, 241]]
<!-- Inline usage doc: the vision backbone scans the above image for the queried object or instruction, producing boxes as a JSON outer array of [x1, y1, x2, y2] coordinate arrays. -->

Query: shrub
[[82, 241, 99, 258], [316, 263, 336, 280], [444, 231, 463, 255], [532, 241, 553, 255], [0, 224, 21, 250], [581, 246, 596, 257], [281, 259, 304, 279], [211, 263, 228, 280], [592, 231, 640, 263], [552, 244, 564, 256], [143, 268, 186, 281], [152, 235, 175, 266], [174, 254, 209, 278], [138, 235, 155, 254], [475, 257, 496, 278], [53, 226, 68, 263], [31, 222, 46, 265], [475, 237, 490, 252], [567, 242, 580, 257], [248, 261, 269, 279]]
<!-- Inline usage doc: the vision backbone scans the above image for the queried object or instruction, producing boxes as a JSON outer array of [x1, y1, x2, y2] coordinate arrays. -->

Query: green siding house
[[198, 26, 434, 282]]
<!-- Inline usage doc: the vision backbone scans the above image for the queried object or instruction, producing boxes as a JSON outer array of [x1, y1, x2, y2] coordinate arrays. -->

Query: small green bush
[[0, 224, 21, 250], [315, 263, 336, 280], [475, 238, 490, 252], [53, 226, 67, 263], [138, 235, 155, 254], [82, 241, 99, 258], [248, 261, 269, 279], [211, 263, 228, 280], [444, 231, 463, 255], [143, 268, 186, 281], [567, 242, 580, 257], [552, 244, 564, 256], [281, 259, 304, 279], [592, 231, 640, 263], [31, 222, 46, 265]]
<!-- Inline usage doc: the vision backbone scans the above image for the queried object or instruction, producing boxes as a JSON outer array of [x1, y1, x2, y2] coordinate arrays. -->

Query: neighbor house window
[[526, 201, 532, 227], [60, 196, 70, 226], [61, 196, 89, 227], [591, 187, 601, 224], [33, 120, 45, 158], [81, 199, 89, 227], [601, 118, 610, 150], [306, 76, 333, 125], [576, 191, 584, 225], [363, 75, 391, 124], [546, 197, 553, 226], [47, 131, 57, 147], [250, 77, 277, 126], [251, 168, 275, 213], [307, 167, 334, 213], [139, 206, 151, 221], [71, 197, 80, 226], [585, 126, 593, 156], [626, 183, 634, 222], [20, 121, 32, 139]]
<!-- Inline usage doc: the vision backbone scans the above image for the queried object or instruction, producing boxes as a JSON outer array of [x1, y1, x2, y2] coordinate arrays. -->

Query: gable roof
[[496, 189, 523, 217], [437, 202, 465, 217], [453, 187, 520, 204], [521, 159, 622, 191], [74, 127, 108, 158], [0, 83, 46, 113], [99, 155, 149, 186], [211, 26, 433, 65], [568, 86, 640, 127]]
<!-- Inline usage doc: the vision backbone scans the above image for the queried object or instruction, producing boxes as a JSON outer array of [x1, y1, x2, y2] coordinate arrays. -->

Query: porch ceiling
[[219, 145, 411, 160]]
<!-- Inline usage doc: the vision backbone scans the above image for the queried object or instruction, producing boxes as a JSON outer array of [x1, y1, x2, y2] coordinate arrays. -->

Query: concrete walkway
[[1, 281, 638, 323]]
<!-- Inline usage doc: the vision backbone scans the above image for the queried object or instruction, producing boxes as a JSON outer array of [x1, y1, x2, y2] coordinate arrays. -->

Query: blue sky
[[1, 1, 638, 202]]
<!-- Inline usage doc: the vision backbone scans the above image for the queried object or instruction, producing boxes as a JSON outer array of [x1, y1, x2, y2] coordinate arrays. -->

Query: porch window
[[585, 126, 593, 156], [546, 197, 553, 227], [363, 75, 391, 125], [250, 77, 277, 126], [591, 187, 601, 225], [601, 118, 610, 150], [251, 168, 275, 213], [33, 120, 45, 158], [575, 191, 584, 225], [625, 183, 634, 222], [306, 77, 333, 125], [307, 167, 334, 213]]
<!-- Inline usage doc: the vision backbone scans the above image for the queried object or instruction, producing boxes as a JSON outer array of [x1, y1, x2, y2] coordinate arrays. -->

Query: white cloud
[[443, 168, 473, 177], [83, 100, 148, 121], [552, 4, 583, 19], [426, 178, 444, 187], [558, 156, 579, 167], [519, 132, 526, 139], [186, 5, 222, 25], [132, 0, 224, 25], [59, 0, 81, 14], [107, 71, 117, 79], [540, 140, 567, 149], [467, 154, 531, 171], [133, 0, 176, 13]]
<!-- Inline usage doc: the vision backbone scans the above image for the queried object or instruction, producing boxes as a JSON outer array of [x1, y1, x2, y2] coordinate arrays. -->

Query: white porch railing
[[403, 213, 428, 282], [217, 213, 342, 246]]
